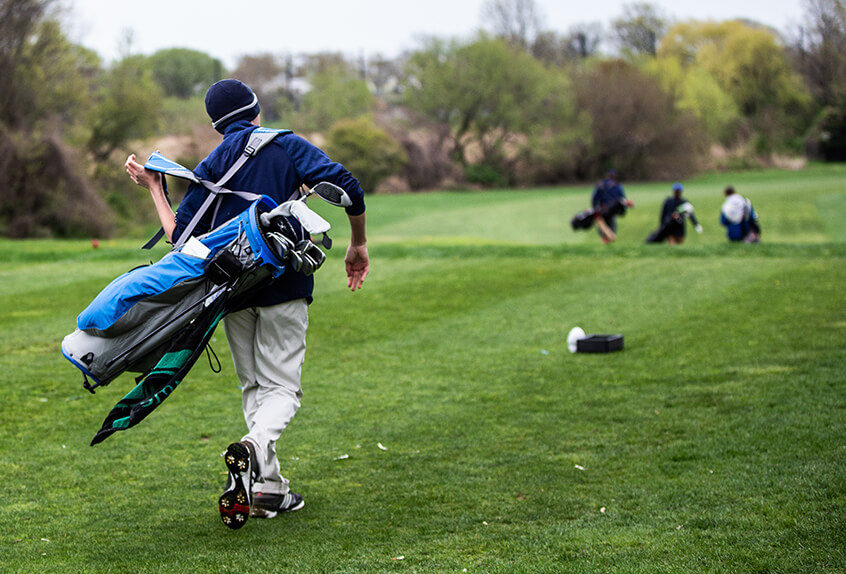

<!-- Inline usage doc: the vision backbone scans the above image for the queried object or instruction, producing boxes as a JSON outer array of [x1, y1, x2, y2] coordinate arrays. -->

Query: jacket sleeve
[[688, 210, 699, 227], [591, 186, 601, 210], [278, 134, 366, 216]]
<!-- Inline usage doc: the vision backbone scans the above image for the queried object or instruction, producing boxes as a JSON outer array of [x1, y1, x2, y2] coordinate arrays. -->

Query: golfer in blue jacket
[[125, 79, 369, 528], [591, 169, 633, 243]]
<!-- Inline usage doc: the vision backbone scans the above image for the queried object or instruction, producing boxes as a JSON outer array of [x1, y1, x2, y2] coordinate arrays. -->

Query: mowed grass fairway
[[1, 165, 844, 572]]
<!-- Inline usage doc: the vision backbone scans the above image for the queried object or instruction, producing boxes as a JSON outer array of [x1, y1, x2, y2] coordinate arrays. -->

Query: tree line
[[0, 0, 843, 238]]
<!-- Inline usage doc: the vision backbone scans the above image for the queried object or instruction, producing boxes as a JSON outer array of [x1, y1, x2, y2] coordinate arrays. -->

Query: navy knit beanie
[[205, 79, 261, 133]]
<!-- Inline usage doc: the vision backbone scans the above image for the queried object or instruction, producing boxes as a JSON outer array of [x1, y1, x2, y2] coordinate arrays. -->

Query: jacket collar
[[222, 119, 256, 136]]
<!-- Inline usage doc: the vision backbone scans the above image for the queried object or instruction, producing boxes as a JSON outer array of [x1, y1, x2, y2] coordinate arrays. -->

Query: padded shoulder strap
[[213, 128, 291, 189], [171, 128, 292, 250]]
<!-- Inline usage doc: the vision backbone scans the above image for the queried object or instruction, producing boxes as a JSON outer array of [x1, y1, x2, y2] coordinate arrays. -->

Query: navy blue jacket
[[591, 179, 627, 212], [173, 120, 365, 307]]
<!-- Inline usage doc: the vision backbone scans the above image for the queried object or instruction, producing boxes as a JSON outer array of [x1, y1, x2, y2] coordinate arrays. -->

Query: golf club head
[[311, 182, 352, 208], [287, 250, 304, 273]]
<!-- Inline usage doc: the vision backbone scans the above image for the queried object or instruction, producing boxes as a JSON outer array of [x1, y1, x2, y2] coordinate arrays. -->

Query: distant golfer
[[591, 169, 633, 244], [124, 79, 369, 529], [646, 183, 702, 244], [720, 186, 760, 243]]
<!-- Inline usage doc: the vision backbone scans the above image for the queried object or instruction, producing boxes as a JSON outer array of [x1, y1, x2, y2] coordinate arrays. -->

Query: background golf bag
[[645, 201, 700, 243], [570, 199, 628, 231], [62, 194, 328, 445]]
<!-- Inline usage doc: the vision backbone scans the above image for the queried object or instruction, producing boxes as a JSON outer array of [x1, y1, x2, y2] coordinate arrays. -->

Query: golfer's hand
[[626, 199, 634, 207], [695, 224, 703, 234], [125, 154, 162, 191], [345, 244, 369, 292]]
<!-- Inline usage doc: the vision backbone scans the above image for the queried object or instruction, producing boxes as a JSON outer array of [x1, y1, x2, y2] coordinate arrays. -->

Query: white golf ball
[[567, 327, 586, 353]]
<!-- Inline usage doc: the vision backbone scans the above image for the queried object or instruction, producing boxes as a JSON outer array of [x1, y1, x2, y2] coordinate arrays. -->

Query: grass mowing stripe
[[1, 166, 844, 572]]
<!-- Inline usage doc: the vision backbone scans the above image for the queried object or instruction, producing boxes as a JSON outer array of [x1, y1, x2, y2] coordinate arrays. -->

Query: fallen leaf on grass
[[516, 493, 526, 501], [377, 443, 388, 451], [392, 556, 404, 560], [600, 507, 606, 514], [676, 525, 683, 530]]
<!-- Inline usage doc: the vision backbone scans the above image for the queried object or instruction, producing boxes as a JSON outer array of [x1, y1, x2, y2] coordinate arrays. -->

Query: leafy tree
[[404, 37, 587, 182], [0, 1, 95, 133], [149, 48, 224, 98], [0, 0, 50, 128], [575, 59, 706, 180], [292, 66, 375, 133], [87, 55, 162, 161], [660, 20, 813, 150], [324, 117, 406, 192], [0, 129, 114, 238], [0, 0, 115, 238], [612, 3, 668, 57], [641, 57, 741, 144]]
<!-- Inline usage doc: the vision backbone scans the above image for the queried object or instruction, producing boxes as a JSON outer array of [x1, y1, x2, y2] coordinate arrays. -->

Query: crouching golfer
[[125, 79, 369, 529]]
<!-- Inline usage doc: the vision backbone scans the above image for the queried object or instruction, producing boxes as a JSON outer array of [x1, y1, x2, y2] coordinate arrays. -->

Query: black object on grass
[[576, 334, 624, 353]]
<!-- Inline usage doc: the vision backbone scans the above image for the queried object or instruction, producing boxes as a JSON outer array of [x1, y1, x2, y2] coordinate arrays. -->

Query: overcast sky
[[64, 0, 806, 67]]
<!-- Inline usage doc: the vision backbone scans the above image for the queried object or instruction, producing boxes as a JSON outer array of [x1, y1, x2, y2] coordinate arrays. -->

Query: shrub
[[575, 60, 706, 180], [0, 129, 113, 238], [464, 164, 507, 188], [324, 117, 407, 192]]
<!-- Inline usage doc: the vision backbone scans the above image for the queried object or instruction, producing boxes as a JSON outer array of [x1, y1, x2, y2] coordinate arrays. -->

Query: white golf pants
[[223, 298, 309, 495]]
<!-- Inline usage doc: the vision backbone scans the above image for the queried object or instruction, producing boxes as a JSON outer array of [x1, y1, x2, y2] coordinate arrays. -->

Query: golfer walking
[[591, 169, 633, 244], [125, 79, 369, 529]]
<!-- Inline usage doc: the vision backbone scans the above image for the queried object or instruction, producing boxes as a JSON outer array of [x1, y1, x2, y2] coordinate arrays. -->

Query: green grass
[[0, 165, 844, 572]]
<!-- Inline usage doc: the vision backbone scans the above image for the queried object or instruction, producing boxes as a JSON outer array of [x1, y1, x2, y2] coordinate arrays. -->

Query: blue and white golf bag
[[61, 194, 295, 390], [59, 144, 346, 444]]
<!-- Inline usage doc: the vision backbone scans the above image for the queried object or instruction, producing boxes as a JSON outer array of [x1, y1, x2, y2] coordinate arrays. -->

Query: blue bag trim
[[61, 343, 102, 384], [78, 196, 286, 332]]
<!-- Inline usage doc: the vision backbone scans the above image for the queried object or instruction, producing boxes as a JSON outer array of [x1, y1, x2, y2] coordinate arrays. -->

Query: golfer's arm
[[348, 212, 367, 246], [150, 180, 176, 241]]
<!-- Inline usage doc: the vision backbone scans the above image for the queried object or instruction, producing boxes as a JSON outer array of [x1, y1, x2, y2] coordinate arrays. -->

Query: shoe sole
[[251, 498, 305, 519], [218, 442, 252, 530]]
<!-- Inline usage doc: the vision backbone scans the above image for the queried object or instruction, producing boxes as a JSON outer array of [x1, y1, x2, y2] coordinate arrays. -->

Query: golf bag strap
[[141, 179, 173, 250], [172, 186, 262, 249], [142, 227, 167, 250], [172, 129, 288, 250]]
